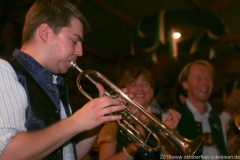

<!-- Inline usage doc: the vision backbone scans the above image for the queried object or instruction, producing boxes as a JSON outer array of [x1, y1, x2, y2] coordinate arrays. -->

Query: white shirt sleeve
[[0, 59, 28, 154]]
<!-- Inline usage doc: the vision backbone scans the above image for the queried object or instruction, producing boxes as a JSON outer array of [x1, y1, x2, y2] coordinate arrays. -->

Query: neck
[[187, 98, 207, 115], [21, 43, 45, 66]]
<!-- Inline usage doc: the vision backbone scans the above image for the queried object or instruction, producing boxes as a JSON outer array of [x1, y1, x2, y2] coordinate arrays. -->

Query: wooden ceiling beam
[[91, 0, 136, 26], [207, 0, 237, 13], [191, 0, 237, 13], [217, 33, 240, 44]]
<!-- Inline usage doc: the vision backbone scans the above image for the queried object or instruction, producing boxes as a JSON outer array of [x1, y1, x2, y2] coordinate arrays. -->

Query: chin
[[63, 69, 69, 74], [139, 102, 148, 108], [59, 68, 69, 74], [199, 97, 210, 102]]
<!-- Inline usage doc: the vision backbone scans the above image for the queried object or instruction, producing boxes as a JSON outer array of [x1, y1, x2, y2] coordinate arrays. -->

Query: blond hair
[[178, 60, 214, 84]]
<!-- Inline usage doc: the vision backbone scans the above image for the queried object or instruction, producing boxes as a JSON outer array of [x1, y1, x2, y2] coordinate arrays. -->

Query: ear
[[38, 23, 51, 42], [182, 81, 188, 90]]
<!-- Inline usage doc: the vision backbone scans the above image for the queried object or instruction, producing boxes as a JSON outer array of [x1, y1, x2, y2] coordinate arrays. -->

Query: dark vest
[[176, 103, 228, 159], [5, 53, 77, 160]]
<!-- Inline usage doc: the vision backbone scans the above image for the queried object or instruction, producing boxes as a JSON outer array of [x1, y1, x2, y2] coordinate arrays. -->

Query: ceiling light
[[173, 32, 181, 39]]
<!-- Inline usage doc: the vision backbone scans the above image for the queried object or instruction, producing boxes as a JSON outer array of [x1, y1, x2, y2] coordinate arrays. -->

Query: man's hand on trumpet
[[71, 83, 126, 132]]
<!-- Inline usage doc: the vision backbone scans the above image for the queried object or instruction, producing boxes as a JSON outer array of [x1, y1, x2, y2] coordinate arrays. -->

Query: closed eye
[[73, 40, 77, 45]]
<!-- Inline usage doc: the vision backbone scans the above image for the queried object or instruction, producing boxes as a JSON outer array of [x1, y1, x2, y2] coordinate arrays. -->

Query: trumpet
[[70, 62, 203, 157]]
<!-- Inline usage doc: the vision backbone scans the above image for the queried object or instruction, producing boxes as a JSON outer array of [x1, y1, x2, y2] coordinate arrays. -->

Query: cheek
[[126, 86, 135, 95], [60, 43, 71, 54], [149, 89, 154, 99], [57, 38, 73, 53], [188, 81, 198, 89], [145, 87, 153, 98], [46, 43, 60, 58], [209, 81, 213, 87]]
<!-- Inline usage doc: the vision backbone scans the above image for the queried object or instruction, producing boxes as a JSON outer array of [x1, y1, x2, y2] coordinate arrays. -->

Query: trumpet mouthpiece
[[70, 61, 77, 68]]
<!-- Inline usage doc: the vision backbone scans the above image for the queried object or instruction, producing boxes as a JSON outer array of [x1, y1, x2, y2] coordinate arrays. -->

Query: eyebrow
[[74, 34, 83, 42]]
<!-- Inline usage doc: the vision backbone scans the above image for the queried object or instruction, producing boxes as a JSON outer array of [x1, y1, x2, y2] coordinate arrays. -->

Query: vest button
[[56, 109, 60, 114], [57, 149, 61, 155]]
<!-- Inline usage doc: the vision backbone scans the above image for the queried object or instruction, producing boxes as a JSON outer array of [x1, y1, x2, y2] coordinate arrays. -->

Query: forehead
[[189, 64, 211, 76], [134, 74, 147, 81], [64, 18, 83, 39]]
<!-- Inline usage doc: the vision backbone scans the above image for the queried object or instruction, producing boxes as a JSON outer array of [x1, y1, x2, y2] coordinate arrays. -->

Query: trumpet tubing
[[71, 62, 203, 157]]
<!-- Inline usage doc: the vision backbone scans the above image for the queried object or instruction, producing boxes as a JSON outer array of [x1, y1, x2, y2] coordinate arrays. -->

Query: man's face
[[126, 74, 153, 108], [182, 64, 213, 103], [45, 18, 84, 74]]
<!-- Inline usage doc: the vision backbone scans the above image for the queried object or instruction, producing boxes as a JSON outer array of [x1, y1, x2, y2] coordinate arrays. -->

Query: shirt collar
[[12, 49, 64, 86], [186, 98, 212, 120]]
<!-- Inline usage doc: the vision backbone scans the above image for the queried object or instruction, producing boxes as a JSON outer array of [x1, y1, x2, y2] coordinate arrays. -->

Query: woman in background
[[97, 66, 181, 160]]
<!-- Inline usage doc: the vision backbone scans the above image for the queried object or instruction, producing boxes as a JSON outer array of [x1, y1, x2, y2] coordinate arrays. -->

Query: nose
[[74, 42, 83, 57], [201, 77, 210, 85], [136, 84, 143, 90]]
